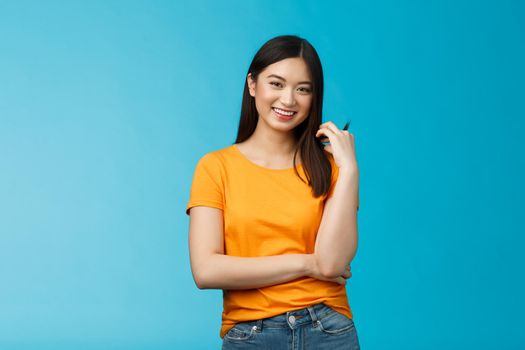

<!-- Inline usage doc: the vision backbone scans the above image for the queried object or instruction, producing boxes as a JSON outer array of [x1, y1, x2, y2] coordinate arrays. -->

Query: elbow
[[191, 254, 222, 289], [192, 266, 213, 290], [193, 274, 208, 289], [318, 263, 346, 279], [193, 271, 212, 289], [316, 253, 357, 279], [315, 256, 345, 279]]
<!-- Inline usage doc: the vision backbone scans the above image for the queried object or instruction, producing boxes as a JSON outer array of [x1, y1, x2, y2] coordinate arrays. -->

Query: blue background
[[1, 0, 524, 349]]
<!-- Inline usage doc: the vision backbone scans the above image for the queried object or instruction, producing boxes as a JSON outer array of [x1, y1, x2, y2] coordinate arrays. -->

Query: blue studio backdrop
[[0, 1, 524, 349]]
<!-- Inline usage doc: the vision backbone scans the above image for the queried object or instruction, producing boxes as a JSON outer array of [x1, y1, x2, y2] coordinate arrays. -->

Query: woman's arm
[[189, 206, 348, 290], [314, 168, 359, 278], [198, 253, 312, 290]]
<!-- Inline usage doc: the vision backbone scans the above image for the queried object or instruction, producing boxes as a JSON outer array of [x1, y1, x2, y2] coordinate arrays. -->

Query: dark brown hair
[[235, 35, 332, 197]]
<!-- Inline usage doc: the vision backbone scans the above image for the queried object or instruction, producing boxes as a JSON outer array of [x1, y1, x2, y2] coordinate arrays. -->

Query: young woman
[[186, 35, 360, 349]]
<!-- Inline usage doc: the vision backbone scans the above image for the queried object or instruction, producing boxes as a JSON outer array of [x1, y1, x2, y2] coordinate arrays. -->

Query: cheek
[[259, 88, 278, 103], [299, 96, 313, 112], [255, 90, 278, 110], [255, 96, 271, 112]]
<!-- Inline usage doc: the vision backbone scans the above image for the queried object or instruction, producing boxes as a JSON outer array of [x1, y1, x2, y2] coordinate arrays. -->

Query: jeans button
[[288, 315, 296, 325]]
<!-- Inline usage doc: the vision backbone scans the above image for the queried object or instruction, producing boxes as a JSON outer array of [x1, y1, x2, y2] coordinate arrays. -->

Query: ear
[[247, 73, 256, 97]]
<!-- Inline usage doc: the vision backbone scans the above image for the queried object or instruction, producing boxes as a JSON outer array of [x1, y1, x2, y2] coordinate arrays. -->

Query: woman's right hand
[[306, 255, 352, 285]]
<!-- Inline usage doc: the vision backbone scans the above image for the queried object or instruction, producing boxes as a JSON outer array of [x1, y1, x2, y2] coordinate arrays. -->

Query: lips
[[272, 108, 295, 121], [272, 107, 297, 113], [272, 107, 297, 115]]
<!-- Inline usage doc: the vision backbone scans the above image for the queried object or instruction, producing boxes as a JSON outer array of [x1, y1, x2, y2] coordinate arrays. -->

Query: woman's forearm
[[195, 253, 311, 290], [314, 168, 359, 277]]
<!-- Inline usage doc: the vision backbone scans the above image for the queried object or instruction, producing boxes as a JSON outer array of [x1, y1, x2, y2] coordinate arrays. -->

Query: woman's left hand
[[315, 121, 358, 174]]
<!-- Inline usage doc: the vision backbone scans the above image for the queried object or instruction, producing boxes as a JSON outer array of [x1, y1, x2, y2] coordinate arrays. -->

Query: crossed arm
[[188, 170, 359, 290]]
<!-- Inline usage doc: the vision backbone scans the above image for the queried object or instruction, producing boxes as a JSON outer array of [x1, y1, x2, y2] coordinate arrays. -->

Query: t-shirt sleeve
[[186, 153, 225, 215], [325, 153, 359, 211]]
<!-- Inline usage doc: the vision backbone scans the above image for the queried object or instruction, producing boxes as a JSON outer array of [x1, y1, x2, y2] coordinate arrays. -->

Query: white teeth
[[273, 108, 295, 116]]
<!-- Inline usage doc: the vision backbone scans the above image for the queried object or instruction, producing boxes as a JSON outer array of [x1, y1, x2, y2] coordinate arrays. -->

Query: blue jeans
[[221, 303, 360, 349]]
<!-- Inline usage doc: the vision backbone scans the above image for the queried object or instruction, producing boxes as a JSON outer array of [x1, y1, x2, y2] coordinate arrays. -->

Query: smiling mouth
[[272, 107, 297, 117]]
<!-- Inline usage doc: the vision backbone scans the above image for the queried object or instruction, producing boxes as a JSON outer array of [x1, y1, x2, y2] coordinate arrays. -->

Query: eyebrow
[[266, 74, 312, 85]]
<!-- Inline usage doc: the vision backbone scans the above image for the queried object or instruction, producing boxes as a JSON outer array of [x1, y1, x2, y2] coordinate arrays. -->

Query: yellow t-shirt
[[186, 144, 355, 338]]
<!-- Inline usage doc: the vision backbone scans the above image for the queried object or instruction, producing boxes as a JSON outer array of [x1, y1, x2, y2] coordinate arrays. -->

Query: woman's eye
[[298, 87, 311, 93], [270, 81, 282, 87]]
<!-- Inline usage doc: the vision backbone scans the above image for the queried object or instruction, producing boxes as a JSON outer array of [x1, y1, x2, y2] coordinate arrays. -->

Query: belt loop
[[255, 319, 263, 332], [307, 305, 318, 327]]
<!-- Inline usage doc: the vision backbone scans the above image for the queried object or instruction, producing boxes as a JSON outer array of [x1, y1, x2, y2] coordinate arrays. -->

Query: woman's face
[[248, 57, 313, 133]]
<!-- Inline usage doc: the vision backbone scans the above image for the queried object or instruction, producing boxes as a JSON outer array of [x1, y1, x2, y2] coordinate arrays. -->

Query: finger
[[330, 276, 343, 285], [320, 121, 340, 131], [315, 127, 337, 141], [342, 130, 356, 143], [319, 121, 342, 134]]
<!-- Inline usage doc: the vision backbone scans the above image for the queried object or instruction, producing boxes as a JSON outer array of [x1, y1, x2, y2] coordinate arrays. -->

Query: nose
[[279, 88, 296, 107]]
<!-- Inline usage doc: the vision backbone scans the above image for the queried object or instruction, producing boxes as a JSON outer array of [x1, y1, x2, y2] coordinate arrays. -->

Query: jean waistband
[[251, 303, 333, 330]]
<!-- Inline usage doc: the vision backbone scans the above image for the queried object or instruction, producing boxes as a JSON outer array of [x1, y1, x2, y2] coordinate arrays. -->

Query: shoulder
[[194, 145, 237, 174], [198, 145, 234, 165]]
